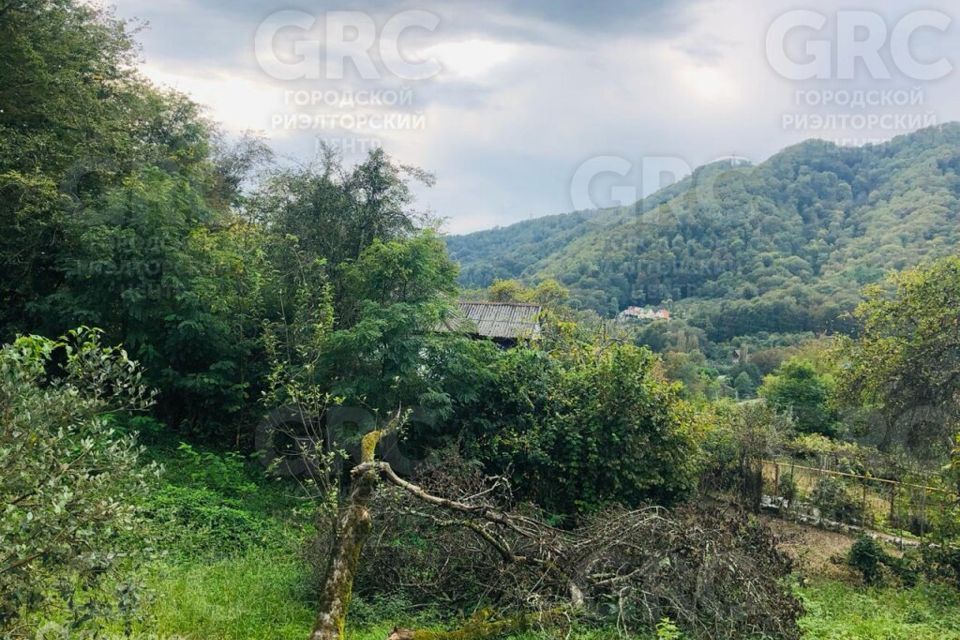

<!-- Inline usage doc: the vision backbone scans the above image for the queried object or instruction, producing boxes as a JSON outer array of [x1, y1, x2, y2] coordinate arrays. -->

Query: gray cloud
[[118, 0, 705, 64], [111, 0, 960, 233]]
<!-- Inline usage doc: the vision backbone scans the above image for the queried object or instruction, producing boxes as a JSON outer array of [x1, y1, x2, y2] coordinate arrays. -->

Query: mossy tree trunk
[[309, 430, 384, 640]]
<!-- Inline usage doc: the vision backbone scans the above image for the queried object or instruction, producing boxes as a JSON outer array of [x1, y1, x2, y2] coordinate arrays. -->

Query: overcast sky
[[109, 0, 960, 233]]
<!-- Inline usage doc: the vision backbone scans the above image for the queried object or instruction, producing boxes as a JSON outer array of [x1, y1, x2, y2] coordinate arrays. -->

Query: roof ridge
[[457, 300, 542, 307]]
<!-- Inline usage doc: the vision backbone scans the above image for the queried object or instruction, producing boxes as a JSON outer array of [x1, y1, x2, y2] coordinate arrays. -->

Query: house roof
[[446, 301, 542, 340]]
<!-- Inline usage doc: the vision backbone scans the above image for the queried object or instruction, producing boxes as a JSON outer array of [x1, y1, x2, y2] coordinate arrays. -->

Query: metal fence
[[761, 459, 957, 545]]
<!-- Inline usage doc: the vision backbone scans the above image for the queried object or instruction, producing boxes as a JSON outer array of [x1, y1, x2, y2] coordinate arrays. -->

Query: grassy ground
[[137, 551, 315, 639], [84, 445, 960, 639], [128, 547, 633, 638], [799, 581, 960, 639], [124, 546, 960, 639]]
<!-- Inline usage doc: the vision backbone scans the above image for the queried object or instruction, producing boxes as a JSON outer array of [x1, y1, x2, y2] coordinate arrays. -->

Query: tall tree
[[836, 257, 960, 459], [249, 147, 432, 279]]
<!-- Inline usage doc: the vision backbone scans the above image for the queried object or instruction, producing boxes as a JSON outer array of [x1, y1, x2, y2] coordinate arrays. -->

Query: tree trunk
[[309, 430, 384, 640]]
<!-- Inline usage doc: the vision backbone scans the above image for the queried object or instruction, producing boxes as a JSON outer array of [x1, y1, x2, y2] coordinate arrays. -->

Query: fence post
[[889, 482, 896, 529], [920, 486, 927, 543], [890, 483, 903, 550], [861, 479, 868, 526]]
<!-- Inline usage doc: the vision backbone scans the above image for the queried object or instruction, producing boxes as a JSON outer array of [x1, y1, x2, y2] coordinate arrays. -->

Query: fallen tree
[[307, 427, 803, 640]]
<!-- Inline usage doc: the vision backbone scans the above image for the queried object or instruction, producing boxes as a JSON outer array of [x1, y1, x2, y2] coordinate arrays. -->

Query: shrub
[[656, 618, 684, 640], [918, 544, 960, 589], [458, 344, 698, 519], [0, 328, 156, 631], [811, 476, 864, 524], [848, 536, 888, 585], [848, 536, 921, 587], [698, 401, 789, 511], [778, 472, 799, 503], [759, 358, 839, 437]]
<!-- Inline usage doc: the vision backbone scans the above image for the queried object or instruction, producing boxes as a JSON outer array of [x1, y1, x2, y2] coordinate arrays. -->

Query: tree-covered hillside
[[448, 125, 960, 341]]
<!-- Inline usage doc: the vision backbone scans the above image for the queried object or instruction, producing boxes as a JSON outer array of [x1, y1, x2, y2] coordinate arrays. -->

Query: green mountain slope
[[447, 124, 960, 341]]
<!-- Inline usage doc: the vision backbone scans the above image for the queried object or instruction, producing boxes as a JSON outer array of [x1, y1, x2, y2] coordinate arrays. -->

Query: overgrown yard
[[127, 550, 960, 639], [101, 451, 960, 640]]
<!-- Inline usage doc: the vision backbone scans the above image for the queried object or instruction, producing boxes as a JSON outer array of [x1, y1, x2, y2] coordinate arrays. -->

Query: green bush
[[759, 358, 839, 437], [919, 545, 960, 589], [697, 401, 788, 512], [655, 617, 684, 640], [0, 329, 156, 632], [458, 343, 698, 518], [848, 536, 888, 585], [811, 476, 865, 524], [847, 535, 920, 588], [778, 472, 799, 503]]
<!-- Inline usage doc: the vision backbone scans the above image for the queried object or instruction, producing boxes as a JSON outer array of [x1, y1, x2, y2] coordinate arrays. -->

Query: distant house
[[440, 301, 542, 346], [618, 306, 671, 322]]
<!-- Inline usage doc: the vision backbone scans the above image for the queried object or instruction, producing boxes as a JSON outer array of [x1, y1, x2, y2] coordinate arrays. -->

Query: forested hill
[[447, 124, 960, 341]]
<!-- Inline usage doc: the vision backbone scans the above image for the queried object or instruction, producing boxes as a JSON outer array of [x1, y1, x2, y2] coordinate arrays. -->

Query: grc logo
[[766, 10, 953, 81], [255, 10, 441, 81], [568, 155, 750, 213]]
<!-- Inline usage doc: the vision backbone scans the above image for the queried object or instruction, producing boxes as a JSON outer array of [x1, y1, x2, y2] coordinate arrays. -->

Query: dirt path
[[764, 516, 860, 581]]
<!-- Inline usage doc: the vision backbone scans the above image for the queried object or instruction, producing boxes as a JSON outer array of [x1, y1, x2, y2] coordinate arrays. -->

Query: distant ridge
[[446, 124, 960, 342]]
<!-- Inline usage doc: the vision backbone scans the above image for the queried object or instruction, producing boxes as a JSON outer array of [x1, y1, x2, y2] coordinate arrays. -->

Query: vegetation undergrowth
[[112, 556, 960, 640], [95, 441, 317, 638], [798, 580, 960, 640]]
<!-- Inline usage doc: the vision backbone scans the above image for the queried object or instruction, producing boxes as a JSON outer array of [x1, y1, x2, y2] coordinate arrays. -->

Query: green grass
[[123, 560, 960, 639], [122, 543, 632, 639], [134, 551, 315, 639], [798, 580, 960, 639]]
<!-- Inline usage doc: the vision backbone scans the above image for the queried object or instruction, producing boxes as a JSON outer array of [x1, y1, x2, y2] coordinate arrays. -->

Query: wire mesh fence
[[761, 459, 957, 545]]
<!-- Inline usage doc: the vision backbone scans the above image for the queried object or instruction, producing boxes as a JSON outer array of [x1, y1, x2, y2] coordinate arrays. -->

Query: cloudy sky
[[109, 0, 960, 233]]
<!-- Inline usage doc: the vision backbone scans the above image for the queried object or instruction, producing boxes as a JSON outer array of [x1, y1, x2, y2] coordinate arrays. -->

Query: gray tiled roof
[[446, 301, 542, 340]]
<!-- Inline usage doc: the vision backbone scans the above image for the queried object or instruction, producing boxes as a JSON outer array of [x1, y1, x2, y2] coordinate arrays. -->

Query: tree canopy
[[836, 256, 960, 459]]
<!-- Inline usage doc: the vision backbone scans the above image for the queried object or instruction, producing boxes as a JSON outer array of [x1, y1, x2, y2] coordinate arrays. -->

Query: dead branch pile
[[309, 455, 802, 639], [573, 506, 801, 639]]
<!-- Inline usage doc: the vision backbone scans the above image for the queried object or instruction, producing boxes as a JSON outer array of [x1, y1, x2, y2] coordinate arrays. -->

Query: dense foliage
[[836, 257, 960, 460], [0, 0, 276, 437], [454, 342, 697, 517], [760, 358, 839, 437], [0, 329, 155, 634]]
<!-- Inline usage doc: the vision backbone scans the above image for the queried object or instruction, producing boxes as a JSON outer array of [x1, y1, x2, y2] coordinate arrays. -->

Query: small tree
[[456, 342, 698, 519], [699, 401, 788, 511], [0, 328, 156, 633], [734, 371, 756, 399], [760, 358, 838, 437]]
